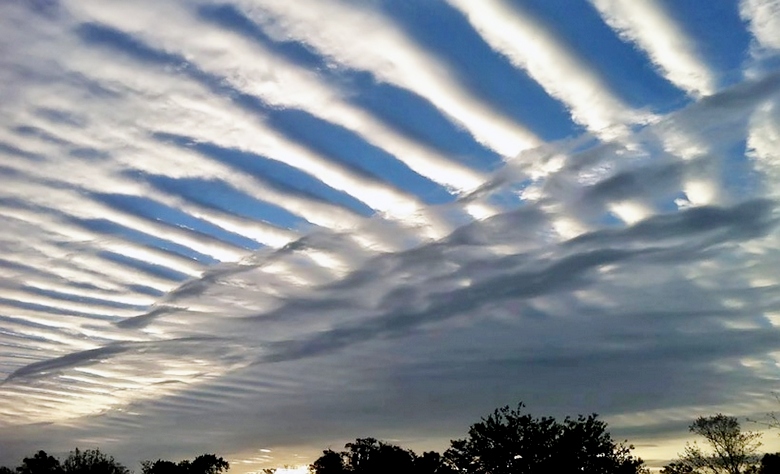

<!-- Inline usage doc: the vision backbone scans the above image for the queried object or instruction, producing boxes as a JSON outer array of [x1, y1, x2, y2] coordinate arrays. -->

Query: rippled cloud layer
[[1, 0, 780, 471]]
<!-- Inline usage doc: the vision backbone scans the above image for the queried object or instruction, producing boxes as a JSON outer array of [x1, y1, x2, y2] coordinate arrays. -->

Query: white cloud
[[446, 0, 641, 136], [63, 0, 488, 193], [741, 0, 780, 51], [0, 1, 779, 472], [5, 75, 779, 439], [746, 97, 780, 181], [226, 0, 540, 157], [66, 41, 445, 236], [590, 0, 717, 97]]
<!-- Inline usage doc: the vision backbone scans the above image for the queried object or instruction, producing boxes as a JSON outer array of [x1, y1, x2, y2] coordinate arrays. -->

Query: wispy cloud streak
[[446, 0, 640, 136], [65, 0, 487, 193], [226, 0, 540, 157], [590, 0, 717, 97]]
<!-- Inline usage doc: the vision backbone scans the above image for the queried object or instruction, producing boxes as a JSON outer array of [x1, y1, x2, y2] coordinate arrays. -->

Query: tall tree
[[342, 438, 416, 473], [414, 451, 456, 474], [183, 455, 228, 474], [16, 451, 63, 474], [309, 450, 346, 474], [753, 453, 780, 474], [140, 460, 185, 474], [677, 414, 761, 474], [310, 438, 447, 474], [141, 455, 228, 474], [443, 403, 646, 474], [61, 449, 128, 474]]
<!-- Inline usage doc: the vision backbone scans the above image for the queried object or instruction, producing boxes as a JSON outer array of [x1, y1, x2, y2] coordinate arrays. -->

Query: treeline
[[0, 452, 229, 474], [305, 404, 644, 474], [3, 402, 780, 474], [301, 404, 780, 474]]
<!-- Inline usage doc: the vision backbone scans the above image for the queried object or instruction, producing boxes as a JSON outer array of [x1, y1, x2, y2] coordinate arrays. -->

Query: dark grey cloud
[[241, 198, 777, 366], [2, 336, 230, 384], [3, 344, 131, 383]]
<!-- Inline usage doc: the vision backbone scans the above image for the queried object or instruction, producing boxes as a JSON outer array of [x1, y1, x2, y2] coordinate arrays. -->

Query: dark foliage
[[414, 451, 456, 474], [140, 460, 185, 474], [61, 448, 129, 474], [181, 455, 229, 474], [343, 438, 415, 473], [309, 437, 454, 474], [8, 402, 780, 474], [444, 403, 647, 474], [310, 450, 346, 474], [15, 451, 62, 474], [141, 454, 228, 474], [5, 451, 228, 474], [310, 403, 644, 473], [672, 414, 761, 474], [747, 453, 780, 474]]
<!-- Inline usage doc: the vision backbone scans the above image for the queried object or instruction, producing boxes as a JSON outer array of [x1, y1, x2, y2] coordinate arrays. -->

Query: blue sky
[[1, 0, 780, 471]]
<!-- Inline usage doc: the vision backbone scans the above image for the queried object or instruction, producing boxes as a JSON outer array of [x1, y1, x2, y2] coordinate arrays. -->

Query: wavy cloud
[[590, 0, 717, 97], [1, 0, 779, 471]]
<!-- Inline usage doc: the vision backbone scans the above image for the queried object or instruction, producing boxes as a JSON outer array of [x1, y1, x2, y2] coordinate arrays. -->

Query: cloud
[[1, 1, 780, 471], [589, 0, 717, 97], [69, 0, 487, 193], [445, 0, 641, 136], [741, 0, 780, 52], [3, 344, 133, 382], [746, 96, 780, 187], [5, 73, 779, 437], [224, 0, 540, 157]]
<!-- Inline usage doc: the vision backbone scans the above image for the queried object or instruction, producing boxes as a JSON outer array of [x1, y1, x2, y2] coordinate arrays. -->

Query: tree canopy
[[309, 403, 646, 474], [667, 414, 762, 474], [16, 452, 62, 474], [61, 448, 129, 474], [141, 454, 228, 474], [309, 438, 454, 474], [2, 451, 225, 474], [444, 403, 646, 474], [749, 453, 780, 474], [3, 449, 128, 474]]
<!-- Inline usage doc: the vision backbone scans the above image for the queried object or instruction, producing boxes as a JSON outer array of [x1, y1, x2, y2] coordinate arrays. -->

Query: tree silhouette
[[343, 438, 415, 473], [676, 414, 761, 474], [16, 451, 62, 474], [414, 451, 456, 474], [141, 460, 186, 474], [309, 438, 453, 474], [141, 455, 228, 474], [182, 455, 228, 474], [755, 453, 780, 474], [61, 449, 128, 474], [310, 449, 346, 474], [444, 403, 646, 474]]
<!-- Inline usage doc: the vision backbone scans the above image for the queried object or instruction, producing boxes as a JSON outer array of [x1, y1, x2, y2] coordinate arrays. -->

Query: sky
[[1, 0, 780, 471]]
